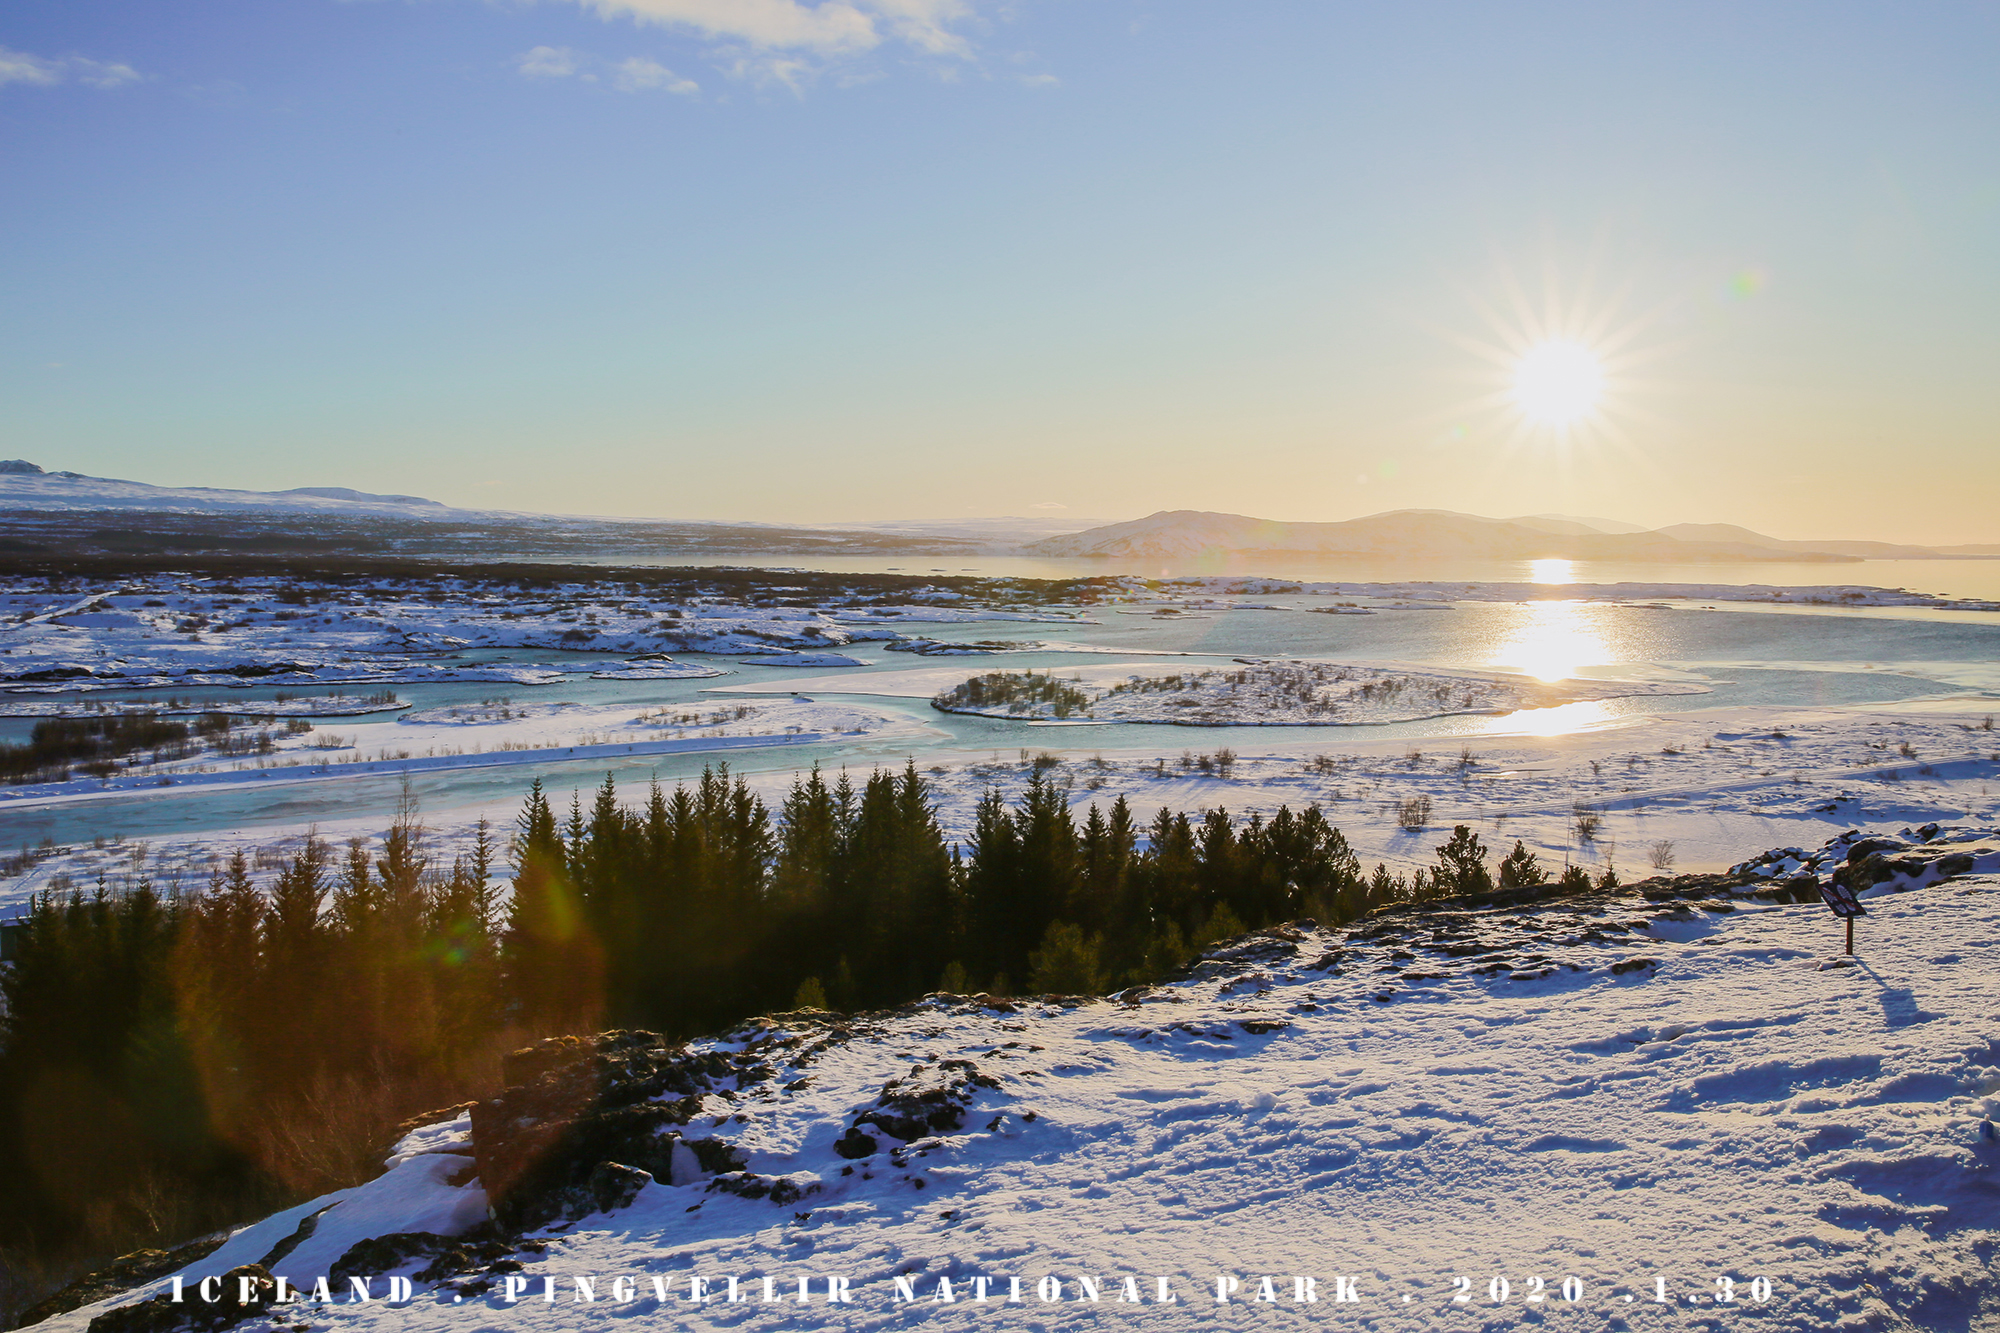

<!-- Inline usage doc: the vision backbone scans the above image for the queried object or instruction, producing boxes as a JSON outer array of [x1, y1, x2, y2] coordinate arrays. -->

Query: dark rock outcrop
[[469, 1031, 757, 1231], [14, 1236, 229, 1329], [84, 1266, 273, 1333], [850, 1057, 1000, 1144]]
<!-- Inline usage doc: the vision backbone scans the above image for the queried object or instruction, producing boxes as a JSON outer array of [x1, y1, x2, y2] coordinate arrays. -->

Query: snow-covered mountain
[[28, 828, 2000, 1333], [0, 462, 463, 520]]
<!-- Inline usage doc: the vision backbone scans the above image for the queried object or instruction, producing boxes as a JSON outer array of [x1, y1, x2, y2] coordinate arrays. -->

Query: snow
[[930, 660, 1707, 726], [39, 842, 2000, 1331], [5, 700, 1997, 924], [737, 653, 867, 668], [0, 697, 925, 834], [0, 469, 464, 519], [0, 578, 1080, 690], [0, 695, 410, 718], [587, 661, 728, 680]]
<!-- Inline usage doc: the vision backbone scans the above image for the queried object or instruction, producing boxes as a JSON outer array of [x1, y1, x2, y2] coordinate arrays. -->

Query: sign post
[[1817, 879, 1866, 955]]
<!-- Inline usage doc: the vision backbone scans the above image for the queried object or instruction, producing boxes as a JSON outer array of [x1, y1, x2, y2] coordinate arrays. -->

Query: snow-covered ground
[[0, 695, 411, 718], [34, 827, 2000, 1332], [0, 577, 1080, 690], [5, 575, 1996, 699], [6, 699, 1996, 924], [930, 660, 1707, 726], [0, 697, 928, 843]]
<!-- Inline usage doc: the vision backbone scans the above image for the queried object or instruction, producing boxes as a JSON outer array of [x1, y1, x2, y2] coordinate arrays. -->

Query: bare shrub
[[1648, 839, 1677, 871], [1397, 794, 1434, 829], [1572, 804, 1603, 844]]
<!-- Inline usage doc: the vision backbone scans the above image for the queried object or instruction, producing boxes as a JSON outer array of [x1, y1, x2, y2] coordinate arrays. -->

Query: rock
[[851, 1057, 1000, 1144], [330, 1233, 455, 1284], [834, 1127, 880, 1159], [15, 1236, 229, 1328], [324, 1231, 524, 1289], [705, 1173, 815, 1205], [86, 1266, 273, 1333], [470, 1031, 757, 1230], [587, 1162, 653, 1214]]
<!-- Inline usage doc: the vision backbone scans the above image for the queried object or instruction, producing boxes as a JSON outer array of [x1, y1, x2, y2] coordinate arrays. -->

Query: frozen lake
[[1, 595, 1994, 848]]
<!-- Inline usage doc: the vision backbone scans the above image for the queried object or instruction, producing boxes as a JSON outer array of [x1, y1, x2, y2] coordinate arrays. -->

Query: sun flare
[[1511, 340, 1604, 426]]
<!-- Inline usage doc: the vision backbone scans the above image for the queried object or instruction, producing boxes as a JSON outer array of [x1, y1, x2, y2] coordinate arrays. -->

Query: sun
[[1511, 340, 1604, 427]]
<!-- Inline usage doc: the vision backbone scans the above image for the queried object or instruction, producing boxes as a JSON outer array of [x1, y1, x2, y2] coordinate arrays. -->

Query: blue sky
[[2, 2, 1996, 540]]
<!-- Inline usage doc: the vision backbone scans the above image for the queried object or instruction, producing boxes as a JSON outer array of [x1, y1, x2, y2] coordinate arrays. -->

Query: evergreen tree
[[1497, 840, 1546, 891], [505, 778, 603, 1031], [1433, 825, 1494, 896], [962, 788, 1022, 985], [1027, 921, 1106, 995]]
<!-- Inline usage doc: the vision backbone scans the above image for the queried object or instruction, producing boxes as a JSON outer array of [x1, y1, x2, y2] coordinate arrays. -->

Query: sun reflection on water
[[1528, 557, 1575, 584], [1493, 599, 1608, 683], [1477, 699, 1617, 736]]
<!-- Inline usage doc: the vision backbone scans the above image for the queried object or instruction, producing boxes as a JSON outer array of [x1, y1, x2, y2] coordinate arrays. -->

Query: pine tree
[[1433, 825, 1494, 896], [505, 779, 603, 1032], [1027, 921, 1106, 996], [962, 788, 1021, 982], [1497, 840, 1546, 890]]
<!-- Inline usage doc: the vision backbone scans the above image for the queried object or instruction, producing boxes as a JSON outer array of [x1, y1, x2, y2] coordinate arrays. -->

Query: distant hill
[[0, 462, 1983, 565], [1651, 522, 1941, 560], [1026, 509, 1974, 563], [0, 461, 458, 518], [0, 461, 999, 563], [1508, 512, 1650, 536]]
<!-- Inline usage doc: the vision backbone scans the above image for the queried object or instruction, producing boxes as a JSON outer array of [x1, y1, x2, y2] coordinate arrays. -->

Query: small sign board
[[1818, 880, 1867, 919]]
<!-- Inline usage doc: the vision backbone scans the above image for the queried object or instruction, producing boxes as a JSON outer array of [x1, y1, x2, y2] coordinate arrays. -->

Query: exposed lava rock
[[850, 1057, 1001, 1144], [14, 1237, 229, 1329], [470, 1030, 759, 1230], [834, 1126, 881, 1159], [84, 1266, 273, 1333], [705, 1172, 815, 1205]]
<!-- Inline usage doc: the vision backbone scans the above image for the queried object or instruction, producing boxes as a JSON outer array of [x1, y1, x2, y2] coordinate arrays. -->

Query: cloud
[[515, 46, 699, 94], [517, 45, 583, 79], [557, 0, 977, 58], [610, 56, 698, 94], [0, 46, 139, 89], [72, 57, 141, 89], [0, 48, 62, 87], [1031, 501, 1067, 510]]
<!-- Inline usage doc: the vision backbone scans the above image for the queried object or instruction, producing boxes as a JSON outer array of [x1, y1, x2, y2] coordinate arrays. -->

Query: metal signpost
[[1817, 880, 1866, 955]]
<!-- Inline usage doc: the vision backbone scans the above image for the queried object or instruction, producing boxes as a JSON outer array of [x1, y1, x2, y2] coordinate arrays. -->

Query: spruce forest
[[0, 763, 1583, 1308]]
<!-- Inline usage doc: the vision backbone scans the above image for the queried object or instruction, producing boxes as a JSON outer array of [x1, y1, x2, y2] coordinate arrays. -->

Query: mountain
[[278, 486, 445, 507], [1025, 509, 1861, 563], [0, 461, 460, 518], [0, 462, 1981, 565], [1508, 512, 1650, 536], [0, 462, 989, 562], [1651, 523, 1942, 560], [1028, 509, 1974, 563]]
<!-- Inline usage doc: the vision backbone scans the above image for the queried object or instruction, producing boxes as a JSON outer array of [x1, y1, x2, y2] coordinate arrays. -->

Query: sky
[[2, 1, 1996, 542]]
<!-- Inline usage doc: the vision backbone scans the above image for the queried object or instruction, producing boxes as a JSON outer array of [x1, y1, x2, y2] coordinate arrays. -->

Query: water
[[2, 596, 1995, 847], [546, 552, 2000, 603]]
